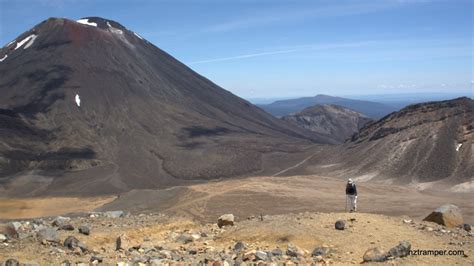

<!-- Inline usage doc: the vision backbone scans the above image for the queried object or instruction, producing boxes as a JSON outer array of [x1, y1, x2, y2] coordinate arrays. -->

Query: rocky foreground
[[0, 211, 472, 265]]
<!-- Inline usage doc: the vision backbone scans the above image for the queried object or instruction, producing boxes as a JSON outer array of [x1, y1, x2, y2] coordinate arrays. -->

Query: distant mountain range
[[281, 104, 373, 143], [286, 97, 474, 191], [258, 94, 399, 118]]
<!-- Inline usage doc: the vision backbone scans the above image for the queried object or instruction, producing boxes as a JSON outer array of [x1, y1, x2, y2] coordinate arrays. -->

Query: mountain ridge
[[0, 17, 335, 197]]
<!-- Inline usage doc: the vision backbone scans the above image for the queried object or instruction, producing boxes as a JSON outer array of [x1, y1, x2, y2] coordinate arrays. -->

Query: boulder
[[37, 228, 60, 243], [335, 220, 345, 230], [217, 214, 234, 228], [363, 247, 387, 262], [423, 204, 463, 227], [387, 241, 411, 258], [104, 210, 125, 218], [78, 225, 90, 235], [0, 234, 7, 242]]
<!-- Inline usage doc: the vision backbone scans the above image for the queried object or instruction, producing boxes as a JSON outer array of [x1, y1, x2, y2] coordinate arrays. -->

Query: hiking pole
[[345, 195, 347, 212]]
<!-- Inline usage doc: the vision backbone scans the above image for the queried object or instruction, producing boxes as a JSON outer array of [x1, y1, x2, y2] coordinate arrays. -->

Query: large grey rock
[[387, 241, 411, 258], [104, 211, 125, 218], [363, 247, 387, 262], [37, 228, 60, 243], [217, 214, 234, 228], [423, 204, 463, 228]]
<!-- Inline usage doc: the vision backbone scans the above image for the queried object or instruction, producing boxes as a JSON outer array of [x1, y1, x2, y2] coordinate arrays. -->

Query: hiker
[[345, 179, 357, 212]]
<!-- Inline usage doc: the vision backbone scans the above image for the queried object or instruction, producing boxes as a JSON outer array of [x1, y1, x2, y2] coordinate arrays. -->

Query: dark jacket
[[346, 183, 357, 196]]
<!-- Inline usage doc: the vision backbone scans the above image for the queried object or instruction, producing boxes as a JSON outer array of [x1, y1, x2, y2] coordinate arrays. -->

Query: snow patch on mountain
[[75, 94, 81, 107], [77, 19, 97, 27], [134, 32, 143, 40], [455, 143, 462, 151], [0, 54, 7, 62], [14, 34, 38, 50]]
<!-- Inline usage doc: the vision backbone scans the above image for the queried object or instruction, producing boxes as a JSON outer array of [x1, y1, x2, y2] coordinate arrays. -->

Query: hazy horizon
[[1, 0, 472, 99]]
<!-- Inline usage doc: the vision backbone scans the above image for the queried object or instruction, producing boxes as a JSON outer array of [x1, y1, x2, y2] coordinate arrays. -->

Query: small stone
[[116, 234, 131, 250], [60, 224, 75, 231], [4, 259, 20, 266], [286, 243, 304, 257], [311, 246, 331, 257], [52, 216, 71, 227], [271, 248, 283, 256], [90, 256, 103, 263], [64, 236, 80, 250], [243, 251, 256, 261], [255, 250, 268, 261], [61, 260, 71, 266], [363, 247, 387, 262], [78, 225, 90, 235], [0, 233, 7, 242], [176, 233, 193, 244], [461, 223, 471, 232], [218, 214, 235, 228], [234, 241, 246, 253], [335, 220, 345, 230]]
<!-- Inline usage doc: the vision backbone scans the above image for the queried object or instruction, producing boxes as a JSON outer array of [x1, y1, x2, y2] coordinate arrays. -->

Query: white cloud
[[188, 41, 375, 65]]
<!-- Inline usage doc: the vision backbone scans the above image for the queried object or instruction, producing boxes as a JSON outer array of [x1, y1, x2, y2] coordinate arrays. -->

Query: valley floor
[[1, 175, 473, 224]]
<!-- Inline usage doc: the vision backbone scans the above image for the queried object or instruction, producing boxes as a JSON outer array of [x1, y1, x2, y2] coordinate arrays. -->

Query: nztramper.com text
[[409, 249, 466, 257]]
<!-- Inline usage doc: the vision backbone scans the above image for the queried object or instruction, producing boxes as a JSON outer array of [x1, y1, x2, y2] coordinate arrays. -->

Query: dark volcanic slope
[[0, 17, 335, 196], [281, 104, 373, 143], [298, 97, 474, 188], [259, 94, 396, 118]]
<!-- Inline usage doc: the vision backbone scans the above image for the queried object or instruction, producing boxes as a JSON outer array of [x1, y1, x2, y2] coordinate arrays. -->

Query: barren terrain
[[1, 175, 472, 224]]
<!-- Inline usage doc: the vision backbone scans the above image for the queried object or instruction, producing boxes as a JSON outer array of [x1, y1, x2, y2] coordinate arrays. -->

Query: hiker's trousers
[[347, 195, 357, 211]]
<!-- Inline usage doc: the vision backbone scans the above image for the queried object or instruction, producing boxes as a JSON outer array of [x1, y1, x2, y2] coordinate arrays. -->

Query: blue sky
[[0, 0, 472, 98]]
